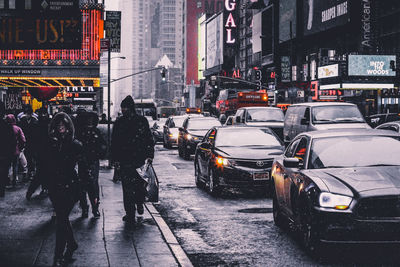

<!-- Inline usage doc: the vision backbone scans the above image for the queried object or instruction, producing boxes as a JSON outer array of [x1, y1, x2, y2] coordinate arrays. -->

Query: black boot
[[92, 203, 100, 219], [81, 205, 89, 218], [63, 242, 78, 262]]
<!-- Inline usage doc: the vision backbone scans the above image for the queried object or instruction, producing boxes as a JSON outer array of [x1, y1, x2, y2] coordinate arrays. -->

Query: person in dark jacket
[[76, 111, 107, 219], [26, 108, 52, 200], [111, 96, 154, 223], [5, 114, 26, 187], [0, 101, 17, 197], [18, 105, 39, 180], [47, 112, 83, 266]]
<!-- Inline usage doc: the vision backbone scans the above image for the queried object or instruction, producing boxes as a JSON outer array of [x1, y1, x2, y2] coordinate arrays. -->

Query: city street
[[153, 144, 400, 266]]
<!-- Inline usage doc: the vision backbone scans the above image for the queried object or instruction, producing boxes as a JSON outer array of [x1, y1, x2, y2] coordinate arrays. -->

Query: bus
[[216, 89, 268, 116]]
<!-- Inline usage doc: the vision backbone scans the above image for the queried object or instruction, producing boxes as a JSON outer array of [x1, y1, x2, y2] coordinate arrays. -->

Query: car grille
[[356, 197, 400, 218], [234, 159, 273, 169]]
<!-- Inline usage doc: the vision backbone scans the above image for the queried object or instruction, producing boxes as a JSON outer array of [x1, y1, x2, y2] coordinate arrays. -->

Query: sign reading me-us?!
[[348, 55, 396, 77]]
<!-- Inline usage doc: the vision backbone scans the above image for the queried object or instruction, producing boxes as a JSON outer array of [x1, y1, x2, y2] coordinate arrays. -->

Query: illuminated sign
[[224, 0, 237, 44], [348, 55, 396, 77], [0, 0, 81, 49], [317, 64, 338, 79], [66, 86, 96, 93]]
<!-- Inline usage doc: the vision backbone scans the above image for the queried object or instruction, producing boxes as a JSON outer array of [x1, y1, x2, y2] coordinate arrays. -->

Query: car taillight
[[263, 94, 267, 101]]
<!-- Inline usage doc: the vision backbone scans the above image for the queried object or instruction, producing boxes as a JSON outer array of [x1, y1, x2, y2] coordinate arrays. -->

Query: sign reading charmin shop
[[348, 55, 396, 76], [0, 0, 81, 49], [318, 64, 338, 79]]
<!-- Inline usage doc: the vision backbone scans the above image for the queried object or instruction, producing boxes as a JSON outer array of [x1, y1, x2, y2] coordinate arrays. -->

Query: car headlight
[[216, 156, 234, 167], [186, 134, 192, 140], [319, 192, 352, 210], [169, 133, 178, 138]]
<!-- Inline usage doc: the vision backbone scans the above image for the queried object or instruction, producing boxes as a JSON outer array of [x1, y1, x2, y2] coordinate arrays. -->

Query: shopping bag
[[138, 163, 159, 202]]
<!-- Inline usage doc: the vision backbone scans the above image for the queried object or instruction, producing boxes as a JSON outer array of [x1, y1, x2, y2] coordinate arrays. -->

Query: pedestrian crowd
[[0, 95, 154, 266]]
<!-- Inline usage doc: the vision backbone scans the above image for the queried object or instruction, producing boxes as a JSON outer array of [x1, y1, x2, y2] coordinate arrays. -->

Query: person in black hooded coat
[[0, 101, 16, 197], [111, 96, 154, 223], [47, 112, 83, 266], [76, 111, 107, 219]]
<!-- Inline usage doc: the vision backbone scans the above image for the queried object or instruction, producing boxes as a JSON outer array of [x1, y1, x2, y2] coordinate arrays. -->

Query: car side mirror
[[300, 117, 309, 125], [283, 158, 300, 168], [235, 116, 241, 123], [202, 142, 212, 149], [178, 127, 184, 132]]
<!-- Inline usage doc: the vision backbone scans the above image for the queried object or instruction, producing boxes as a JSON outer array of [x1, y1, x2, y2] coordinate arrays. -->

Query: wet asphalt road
[[152, 144, 400, 267]]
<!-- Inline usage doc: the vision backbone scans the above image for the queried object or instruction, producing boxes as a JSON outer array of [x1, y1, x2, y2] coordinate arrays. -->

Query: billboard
[[198, 15, 206, 80], [318, 64, 339, 79], [0, 0, 81, 49], [252, 12, 262, 54], [281, 56, 291, 82], [206, 13, 223, 70], [348, 55, 396, 77], [304, 0, 349, 36], [279, 0, 296, 43]]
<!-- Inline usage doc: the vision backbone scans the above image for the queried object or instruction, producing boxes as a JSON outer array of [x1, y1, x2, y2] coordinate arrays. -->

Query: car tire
[[183, 146, 190, 160], [300, 207, 321, 256], [163, 137, 167, 148], [272, 188, 285, 228], [208, 169, 221, 196], [194, 160, 204, 189], [178, 143, 183, 158]]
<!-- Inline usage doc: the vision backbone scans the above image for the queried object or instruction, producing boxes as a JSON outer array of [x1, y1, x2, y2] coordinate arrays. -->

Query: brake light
[[239, 92, 243, 97], [263, 94, 268, 101]]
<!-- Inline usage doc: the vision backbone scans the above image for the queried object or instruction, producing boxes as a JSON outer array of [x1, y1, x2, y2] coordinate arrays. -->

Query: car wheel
[[178, 143, 183, 157], [163, 137, 167, 148], [194, 160, 204, 188], [300, 208, 321, 255], [208, 169, 221, 196], [272, 188, 285, 228], [183, 146, 190, 160]]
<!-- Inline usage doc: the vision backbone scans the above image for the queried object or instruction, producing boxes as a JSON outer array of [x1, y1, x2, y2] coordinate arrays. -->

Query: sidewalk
[[0, 167, 182, 267]]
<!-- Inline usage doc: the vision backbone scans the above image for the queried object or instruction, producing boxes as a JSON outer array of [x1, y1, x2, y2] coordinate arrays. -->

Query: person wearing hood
[[76, 111, 106, 219], [111, 95, 154, 224], [0, 102, 17, 197], [5, 114, 26, 187], [47, 112, 83, 266], [26, 107, 52, 200]]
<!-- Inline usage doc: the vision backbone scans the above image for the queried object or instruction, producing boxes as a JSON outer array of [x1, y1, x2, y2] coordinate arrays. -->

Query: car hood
[[215, 146, 284, 160], [304, 166, 400, 196], [313, 123, 371, 130], [245, 121, 284, 128], [170, 128, 179, 135], [187, 129, 208, 137]]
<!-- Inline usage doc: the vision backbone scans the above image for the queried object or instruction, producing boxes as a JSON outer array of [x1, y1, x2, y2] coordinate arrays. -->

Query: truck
[[216, 89, 268, 116]]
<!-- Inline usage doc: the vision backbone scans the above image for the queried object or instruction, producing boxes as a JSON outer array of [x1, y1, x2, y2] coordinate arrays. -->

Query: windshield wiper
[[333, 118, 364, 123]]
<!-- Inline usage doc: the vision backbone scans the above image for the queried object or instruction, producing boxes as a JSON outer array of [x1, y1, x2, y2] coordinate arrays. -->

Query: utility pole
[[107, 42, 111, 168]]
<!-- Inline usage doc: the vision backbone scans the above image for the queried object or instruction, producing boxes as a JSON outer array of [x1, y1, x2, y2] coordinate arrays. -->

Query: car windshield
[[215, 128, 283, 147], [171, 117, 185, 128], [188, 119, 221, 130], [312, 106, 365, 124], [309, 136, 400, 169], [246, 109, 284, 122]]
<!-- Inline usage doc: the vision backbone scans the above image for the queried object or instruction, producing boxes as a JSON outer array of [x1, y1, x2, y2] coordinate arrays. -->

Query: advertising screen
[[206, 13, 223, 70], [348, 55, 396, 77], [279, 0, 296, 43], [252, 12, 262, 54], [198, 15, 206, 80], [304, 0, 349, 36]]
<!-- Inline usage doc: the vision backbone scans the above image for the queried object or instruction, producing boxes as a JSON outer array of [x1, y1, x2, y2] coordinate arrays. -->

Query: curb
[[145, 203, 194, 267]]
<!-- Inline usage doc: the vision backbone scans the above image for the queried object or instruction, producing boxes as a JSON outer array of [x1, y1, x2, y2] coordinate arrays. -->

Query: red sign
[[100, 39, 110, 52]]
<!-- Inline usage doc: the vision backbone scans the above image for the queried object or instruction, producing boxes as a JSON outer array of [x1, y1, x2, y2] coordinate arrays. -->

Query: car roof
[[187, 116, 219, 121], [289, 102, 356, 107], [299, 128, 400, 139], [238, 106, 282, 110]]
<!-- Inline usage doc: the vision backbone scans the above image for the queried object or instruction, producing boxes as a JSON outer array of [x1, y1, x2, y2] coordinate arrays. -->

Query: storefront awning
[[0, 77, 100, 87]]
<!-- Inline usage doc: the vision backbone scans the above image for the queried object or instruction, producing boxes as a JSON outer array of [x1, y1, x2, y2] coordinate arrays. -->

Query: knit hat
[[121, 95, 135, 110]]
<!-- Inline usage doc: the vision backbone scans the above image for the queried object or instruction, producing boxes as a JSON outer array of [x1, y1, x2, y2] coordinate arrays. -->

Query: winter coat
[[111, 113, 154, 168], [5, 114, 26, 156], [46, 112, 83, 200], [76, 111, 107, 162], [18, 115, 39, 151], [0, 117, 16, 161]]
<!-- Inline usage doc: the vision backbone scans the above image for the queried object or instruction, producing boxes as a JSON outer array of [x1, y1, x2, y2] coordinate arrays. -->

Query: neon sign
[[224, 0, 237, 44]]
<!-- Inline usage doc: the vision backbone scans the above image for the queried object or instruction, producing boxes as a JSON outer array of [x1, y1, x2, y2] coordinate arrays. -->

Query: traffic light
[[255, 70, 261, 81], [161, 67, 167, 82]]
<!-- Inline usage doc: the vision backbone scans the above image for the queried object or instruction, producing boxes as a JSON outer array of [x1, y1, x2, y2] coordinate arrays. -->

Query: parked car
[[178, 116, 221, 160], [234, 107, 284, 140], [163, 115, 187, 148], [283, 102, 370, 145], [367, 113, 400, 128], [151, 118, 167, 144], [195, 126, 284, 196], [375, 120, 400, 133], [271, 129, 400, 254]]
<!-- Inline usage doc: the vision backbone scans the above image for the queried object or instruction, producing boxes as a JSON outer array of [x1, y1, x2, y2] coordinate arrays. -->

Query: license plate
[[253, 172, 269, 180]]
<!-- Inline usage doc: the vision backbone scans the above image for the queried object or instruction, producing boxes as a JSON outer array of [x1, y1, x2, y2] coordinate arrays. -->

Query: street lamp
[[107, 55, 125, 168]]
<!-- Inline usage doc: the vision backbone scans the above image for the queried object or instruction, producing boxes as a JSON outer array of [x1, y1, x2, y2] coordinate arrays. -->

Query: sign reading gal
[[318, 64, 338, 79], [225, 0, 237, 44], [348, 55, 396, 76]]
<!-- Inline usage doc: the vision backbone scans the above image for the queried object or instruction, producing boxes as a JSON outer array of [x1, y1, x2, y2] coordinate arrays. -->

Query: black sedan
[[271, 129, 400, 254], [194, 126, 285, 196], [178, 116, 221, 160]]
